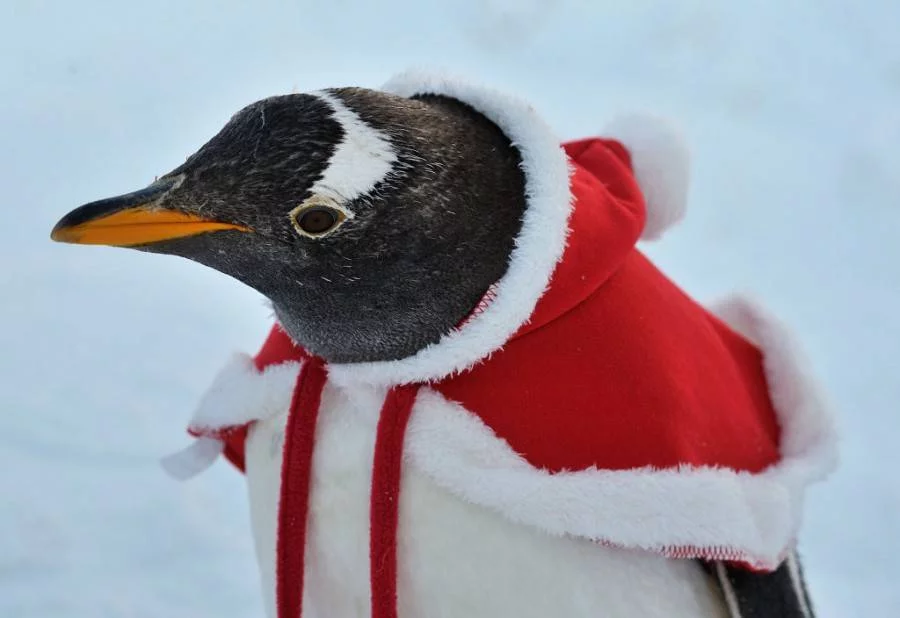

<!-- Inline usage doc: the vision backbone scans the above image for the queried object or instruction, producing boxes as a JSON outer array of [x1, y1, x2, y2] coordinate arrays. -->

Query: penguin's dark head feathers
[[52, 87, 527, 363]]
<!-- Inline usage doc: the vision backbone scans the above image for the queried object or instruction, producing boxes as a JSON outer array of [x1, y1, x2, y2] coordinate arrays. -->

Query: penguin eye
[[289, 198, 351, 239], [299, 207, 338, 234]]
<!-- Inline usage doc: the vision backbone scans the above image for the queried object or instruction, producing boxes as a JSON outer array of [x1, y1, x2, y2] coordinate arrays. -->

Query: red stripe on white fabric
[[370, 385, 420, 618], [276, 357, 327, 618]]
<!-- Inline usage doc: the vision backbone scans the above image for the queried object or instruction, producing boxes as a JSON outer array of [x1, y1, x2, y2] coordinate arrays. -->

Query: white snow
[[1, 1, 898, 616]]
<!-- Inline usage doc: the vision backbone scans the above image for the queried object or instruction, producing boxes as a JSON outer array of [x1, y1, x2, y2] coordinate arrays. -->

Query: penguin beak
[[51, 177, 250, 247]]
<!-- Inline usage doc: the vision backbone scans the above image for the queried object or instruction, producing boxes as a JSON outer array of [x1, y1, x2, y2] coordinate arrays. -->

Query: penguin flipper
[[702, 551, 816, 617]]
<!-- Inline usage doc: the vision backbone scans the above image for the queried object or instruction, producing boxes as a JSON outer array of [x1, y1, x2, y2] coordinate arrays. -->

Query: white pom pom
[[604, 114, 691, 241]]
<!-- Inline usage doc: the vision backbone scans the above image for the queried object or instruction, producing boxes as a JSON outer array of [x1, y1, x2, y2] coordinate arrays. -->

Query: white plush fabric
[[711, 297, 838, 478], [604, 113, 691, 241], [188, 353, 301, 432], [244, 384, 729, 618], [162, 355, 302, 480], [326, 71, 573, 388]]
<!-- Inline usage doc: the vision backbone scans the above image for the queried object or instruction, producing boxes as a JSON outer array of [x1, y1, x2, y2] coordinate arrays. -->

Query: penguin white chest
[[244, 382, 727, 618]]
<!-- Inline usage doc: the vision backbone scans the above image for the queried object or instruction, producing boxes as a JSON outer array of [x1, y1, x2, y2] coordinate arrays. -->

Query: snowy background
[[3, 1, 898, 616]]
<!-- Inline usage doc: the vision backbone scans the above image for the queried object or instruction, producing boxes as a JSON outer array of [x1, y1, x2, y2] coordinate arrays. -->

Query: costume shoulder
[[162, 327, 306, 478], [417, 290, 835, 571]]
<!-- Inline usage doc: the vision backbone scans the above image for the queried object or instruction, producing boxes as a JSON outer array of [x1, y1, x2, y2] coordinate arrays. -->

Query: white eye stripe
[[311, 91, 397, 203]]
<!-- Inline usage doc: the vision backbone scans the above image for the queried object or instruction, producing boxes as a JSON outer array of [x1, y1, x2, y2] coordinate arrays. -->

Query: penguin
[[51, 72, 836, 618]]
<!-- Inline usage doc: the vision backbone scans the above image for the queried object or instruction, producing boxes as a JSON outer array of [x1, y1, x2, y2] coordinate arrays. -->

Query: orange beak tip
[[50, 178, 250, 248], [50, 206, 251, 247]]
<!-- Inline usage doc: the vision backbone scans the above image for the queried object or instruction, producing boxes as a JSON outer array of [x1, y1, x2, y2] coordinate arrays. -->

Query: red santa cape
[[163, 73, 837, 618]]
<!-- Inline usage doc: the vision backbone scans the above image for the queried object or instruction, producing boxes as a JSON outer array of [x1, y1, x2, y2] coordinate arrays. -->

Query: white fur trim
[[244, 388, 728, 618], [310, 91, 398, 204], [160, 436, 225, 480], [710, 298, 838, 481], [326, 71, 573, 387], [604, 114, 690, 241], [188, 353, 302, 431], [403, 296, 837, 569]]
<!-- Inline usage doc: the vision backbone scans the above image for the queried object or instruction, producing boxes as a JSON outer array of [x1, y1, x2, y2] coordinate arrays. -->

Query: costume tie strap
[[276, 357, 327, 618], [275, 356, 420, 618], [370, 385, 419, 618]]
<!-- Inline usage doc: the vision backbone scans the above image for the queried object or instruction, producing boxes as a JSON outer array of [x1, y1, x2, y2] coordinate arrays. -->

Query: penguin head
[[52, 88, 526, 363]]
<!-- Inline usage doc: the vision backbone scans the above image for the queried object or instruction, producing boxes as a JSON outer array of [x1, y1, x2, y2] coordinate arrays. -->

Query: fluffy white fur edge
[[163, 355, 303, 480], [189, 353, 302, 431], [402, 295, 837, 569]]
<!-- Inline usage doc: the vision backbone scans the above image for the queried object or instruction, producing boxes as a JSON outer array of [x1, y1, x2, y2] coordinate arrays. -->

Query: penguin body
[[52, 71, 836, 618]]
